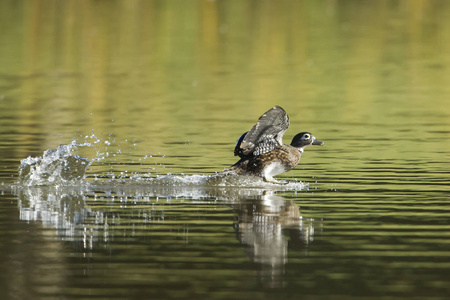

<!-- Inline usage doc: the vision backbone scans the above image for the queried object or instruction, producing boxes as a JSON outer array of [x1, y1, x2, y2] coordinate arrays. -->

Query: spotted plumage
[[223, 106, 323, 182]]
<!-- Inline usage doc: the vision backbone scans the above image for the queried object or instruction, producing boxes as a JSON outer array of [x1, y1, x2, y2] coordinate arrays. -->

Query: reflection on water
[[234, 192, 321, 287], [1, 0, 450, 299], [15, 184, 321, 289]]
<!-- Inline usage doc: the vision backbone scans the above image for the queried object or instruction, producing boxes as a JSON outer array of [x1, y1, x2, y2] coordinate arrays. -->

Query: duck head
[[290, 132, 324, 149]]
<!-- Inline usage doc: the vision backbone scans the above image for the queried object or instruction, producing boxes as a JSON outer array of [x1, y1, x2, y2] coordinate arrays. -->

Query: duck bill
[[312, 139, 324, 146]]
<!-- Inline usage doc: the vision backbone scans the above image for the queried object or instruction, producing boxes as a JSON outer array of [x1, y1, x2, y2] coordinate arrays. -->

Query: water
[[1, 1, 450, 299]]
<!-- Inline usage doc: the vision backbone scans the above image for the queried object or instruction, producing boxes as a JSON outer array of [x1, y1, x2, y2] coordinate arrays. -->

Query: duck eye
[[303, 134, 310, 139]]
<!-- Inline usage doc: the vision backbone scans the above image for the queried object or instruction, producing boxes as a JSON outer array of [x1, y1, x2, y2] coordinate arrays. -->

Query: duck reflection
[[233, 192, 320, 287], [14, 184, 322, 287]]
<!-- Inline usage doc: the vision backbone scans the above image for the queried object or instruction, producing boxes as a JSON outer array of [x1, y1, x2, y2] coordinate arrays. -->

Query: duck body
[[227, 144, 302, 181], [222, 106, 323, 182]]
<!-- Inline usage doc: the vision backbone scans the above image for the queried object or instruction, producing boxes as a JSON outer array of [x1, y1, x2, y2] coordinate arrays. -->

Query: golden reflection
[[1, 0, 449, 166]]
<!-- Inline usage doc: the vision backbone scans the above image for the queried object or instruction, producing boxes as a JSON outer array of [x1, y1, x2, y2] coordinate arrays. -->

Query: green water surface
[[1, 1, 450, 299]]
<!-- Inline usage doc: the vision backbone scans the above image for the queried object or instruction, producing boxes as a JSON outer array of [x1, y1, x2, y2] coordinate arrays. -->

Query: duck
[[222, 106, 323, 183]]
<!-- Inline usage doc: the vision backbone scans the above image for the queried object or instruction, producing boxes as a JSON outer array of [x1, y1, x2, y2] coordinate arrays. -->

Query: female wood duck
[[222, 106, 323, 182]]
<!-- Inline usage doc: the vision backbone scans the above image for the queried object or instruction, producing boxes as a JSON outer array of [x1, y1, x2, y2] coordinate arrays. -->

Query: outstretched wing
[[234, 106, 289, 158]]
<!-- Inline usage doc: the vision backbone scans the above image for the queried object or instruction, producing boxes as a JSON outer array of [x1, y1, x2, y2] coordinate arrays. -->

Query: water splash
[[16, 130, 122, 186], [16, 136, 308, 191], [18, 142, 91, 186]]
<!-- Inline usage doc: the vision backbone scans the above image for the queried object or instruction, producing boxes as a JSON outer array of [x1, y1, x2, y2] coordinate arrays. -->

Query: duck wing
[[234, 106, 289, 158]]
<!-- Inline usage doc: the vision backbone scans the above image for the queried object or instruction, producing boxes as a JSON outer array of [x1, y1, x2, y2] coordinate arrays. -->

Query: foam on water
[[109, 173, 308, 190]]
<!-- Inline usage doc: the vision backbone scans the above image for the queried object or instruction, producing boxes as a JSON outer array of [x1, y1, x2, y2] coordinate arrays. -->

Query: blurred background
[[1, 0, 449, 180]]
